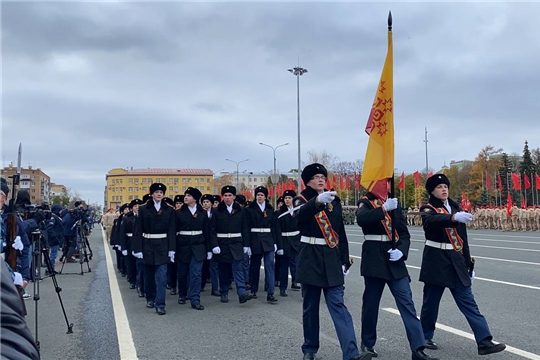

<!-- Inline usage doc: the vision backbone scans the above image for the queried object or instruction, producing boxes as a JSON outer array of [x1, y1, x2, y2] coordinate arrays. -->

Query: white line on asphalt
[[382, 308, 540, 359], [101, 228, 138, 359], [409, 230, 540, 240], [471, 238, 540, 245], [459, 255, 540, 267], [405, 264, 540, 291]]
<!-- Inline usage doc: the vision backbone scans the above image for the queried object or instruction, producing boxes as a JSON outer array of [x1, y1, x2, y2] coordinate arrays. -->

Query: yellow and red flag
[[360, 16, 394, 201]]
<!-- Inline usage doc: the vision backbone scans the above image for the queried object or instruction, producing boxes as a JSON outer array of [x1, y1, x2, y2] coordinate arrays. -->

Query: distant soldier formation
[[407, 205, 540, 232]]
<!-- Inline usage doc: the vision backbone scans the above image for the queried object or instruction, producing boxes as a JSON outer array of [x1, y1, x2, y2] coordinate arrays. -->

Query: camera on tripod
[[16, 204, 52, 222]]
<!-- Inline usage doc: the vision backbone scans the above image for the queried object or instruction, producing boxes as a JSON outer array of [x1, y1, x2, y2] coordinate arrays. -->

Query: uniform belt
[[143, 233, 167, 239], [250, 228, 271, 233], [282, 231, 300, 237], [300, 236, 327, 245], [126, 233, 133, 237], [177, 230, 203, 236], [364, 234, 391, 242], [217, 233, 242, 238], [425, 240, 454, 250]]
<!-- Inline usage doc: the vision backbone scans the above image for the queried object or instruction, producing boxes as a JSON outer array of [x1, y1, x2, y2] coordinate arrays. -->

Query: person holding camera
[[60, 201, 86, 263]]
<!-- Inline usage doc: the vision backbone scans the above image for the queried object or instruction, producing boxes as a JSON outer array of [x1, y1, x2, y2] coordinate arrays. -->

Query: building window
[[129, 187, 132, 192], [182, 186, 186, 191], [188, 179, 191, 183], [32, 196, 35, 200], [253, 178, 257, 182], [182, 179, 186, 183], [207, 178, 210, 183], [200, 178, 204, 183], [207, 186, 210, 191], [129, 178, 133, 183], [134, 179, 139, 184], [129, 196, 133, 200], [169, 178, 173, 183], [142, 179, 147, 183], [148, 178, 152, 183], [195, 178, 198, 183], [32, 189, 35, 193]]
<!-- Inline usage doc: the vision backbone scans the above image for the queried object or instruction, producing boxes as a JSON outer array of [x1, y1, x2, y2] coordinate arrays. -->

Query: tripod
[[30, 228, 74, 351], [59, 219, 92, 275]]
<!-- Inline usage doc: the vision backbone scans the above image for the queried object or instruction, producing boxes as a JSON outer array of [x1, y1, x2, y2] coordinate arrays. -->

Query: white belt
[[177, 230, 203, 236], [250, 228, 271, 233], [364, 234, 391, 242], [143, 233, 167, 239], [300, 236, 327, 245], [282, 231, 300, 237], [126, 233, 133, 237], [217, 233, 242, 238], [425, 240, 454, 250]]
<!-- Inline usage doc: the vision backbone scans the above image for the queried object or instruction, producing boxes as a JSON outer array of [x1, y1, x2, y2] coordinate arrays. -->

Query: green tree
[[519, 140, 536, 206]]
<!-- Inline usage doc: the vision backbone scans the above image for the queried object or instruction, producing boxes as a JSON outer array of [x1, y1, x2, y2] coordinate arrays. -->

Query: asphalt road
[[23, 225, 540, 360]]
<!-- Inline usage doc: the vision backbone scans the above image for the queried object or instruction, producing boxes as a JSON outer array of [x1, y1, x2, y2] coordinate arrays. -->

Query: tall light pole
[[225, 158, 249, 189], [259, 142, 289, 207], [288, 65, 308, 193], [424, 127, 429, 174]]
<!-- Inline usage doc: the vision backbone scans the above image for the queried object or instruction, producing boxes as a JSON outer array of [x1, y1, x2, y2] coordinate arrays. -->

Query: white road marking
[[471, 238, 540, 245], [407, 239, 540, 253], [382, 307, 540, 359], [101, 228, 138, 359]]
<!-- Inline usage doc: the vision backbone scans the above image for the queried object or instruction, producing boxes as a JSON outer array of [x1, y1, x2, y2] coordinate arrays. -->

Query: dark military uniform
[[419, 196, 492, 344], [357, 192, 426, 354], [119, 210, 138, 288], [209, 194, 251, 303], [275, 202, 301, 291], [175, 202, 209, 308], [132, 190, 176, 313], [246, 199, 279, 298], [295, 185, 362, 360]]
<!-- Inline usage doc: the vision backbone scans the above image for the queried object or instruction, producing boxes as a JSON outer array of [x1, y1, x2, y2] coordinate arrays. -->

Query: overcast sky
[[2, 1, 539, 206]]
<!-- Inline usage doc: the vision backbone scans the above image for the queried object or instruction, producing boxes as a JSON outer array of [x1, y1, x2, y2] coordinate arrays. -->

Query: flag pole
[[386, 10, 397, 250]]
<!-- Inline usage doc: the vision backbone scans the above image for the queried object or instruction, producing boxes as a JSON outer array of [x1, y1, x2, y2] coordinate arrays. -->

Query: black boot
[[424, 339, 438, 350], [360, 343, 378, 357], [478, 338, 506, 355], [412, 349, 438, 360]]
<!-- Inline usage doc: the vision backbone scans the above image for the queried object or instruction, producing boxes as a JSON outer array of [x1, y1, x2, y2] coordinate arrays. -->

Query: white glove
[[388, 248, 403, 262], [13, 272, 23, 286], [276, 249, 284, 256], [342, 265, 350, 277], [454, 212, 473, 223], [117, 245, 122, 251], [470, 270, 475, 284], [12, 236, 23, 251], [243, 247, 250, 254], [317, 191, 337, 204], [168, 251, 175, 262], [132, 251, 143, 259], [122, 250, 127, 256], [212, 246, 221, 255], [383, 198, 398, 211], [274, 244, 278, 252], [207, 252, 213, 260]]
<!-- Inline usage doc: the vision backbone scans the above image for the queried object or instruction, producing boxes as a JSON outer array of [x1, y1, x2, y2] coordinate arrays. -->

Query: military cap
[[236, 194, 246, 206], [129, 198, 143, 208], [184, 187, 202, 202], [213, 195, 221, 203], [221, 185, 236, 196], [119, 203, 129, 213], [426, 173, 450, 194], [149, 182, 167, 195], [282, 190, 296, 199], [142, 193, 151, 203], [163, 197, 174, 206], [174, 195, 185, 204], [201, 194, 213, 203], [301, 163, 328, 185], [254, 186, 268, 198]]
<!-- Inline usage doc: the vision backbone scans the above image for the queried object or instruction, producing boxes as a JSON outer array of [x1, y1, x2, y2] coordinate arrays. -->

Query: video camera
[[13, 190, 51, 222]]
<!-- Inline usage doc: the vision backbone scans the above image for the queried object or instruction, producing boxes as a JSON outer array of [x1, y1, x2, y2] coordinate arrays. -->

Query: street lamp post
[[259, 142, 289, 207], [288, 65, 308, 193], [225, 158, 249, 189]]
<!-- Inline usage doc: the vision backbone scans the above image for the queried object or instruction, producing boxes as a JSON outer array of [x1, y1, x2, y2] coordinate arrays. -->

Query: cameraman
[[45, 204, 64, 274], [61, 201, 87, 263]]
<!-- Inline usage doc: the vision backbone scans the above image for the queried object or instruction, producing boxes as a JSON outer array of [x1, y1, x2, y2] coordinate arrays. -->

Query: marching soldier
[[120, 199, 143, 289], [201, 194, 220, 297], [235, 194, 251, 291], [356, 181, 436, 360], [112, 203, 129, 276], [132, 183, 176, 315], [275, 189, 301, 295], [174, 195, 184, 210], [294, 163, 371, 360], [247, 186, 279, 303], [419, 174, 506, 356], [212, 195, 221, 208], [209, 186, 253, 304], [175, 187, 208, 310]]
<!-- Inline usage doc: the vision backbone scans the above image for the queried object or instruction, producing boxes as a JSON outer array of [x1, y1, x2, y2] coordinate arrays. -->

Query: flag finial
[[388, 11, 392, 31]]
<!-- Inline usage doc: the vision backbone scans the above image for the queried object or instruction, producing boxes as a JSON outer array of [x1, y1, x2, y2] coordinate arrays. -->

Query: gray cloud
[[2, 2, 539, 205]]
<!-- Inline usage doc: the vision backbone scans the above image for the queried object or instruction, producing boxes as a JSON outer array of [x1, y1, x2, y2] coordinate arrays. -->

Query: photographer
[[46, 204, 64, 274], [60, 201, 87, 263]]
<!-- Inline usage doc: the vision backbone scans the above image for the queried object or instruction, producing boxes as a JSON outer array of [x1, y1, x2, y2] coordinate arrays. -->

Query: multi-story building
[[449, 159, 474, 170], [0, 164, 51, 203], [226, 171, 296, 190], [50, 183, 67, 197], [104, 167, 214, 210]]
